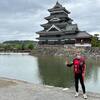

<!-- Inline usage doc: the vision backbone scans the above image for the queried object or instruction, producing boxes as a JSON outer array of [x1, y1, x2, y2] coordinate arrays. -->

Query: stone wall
[[31, 45, 100, 58]]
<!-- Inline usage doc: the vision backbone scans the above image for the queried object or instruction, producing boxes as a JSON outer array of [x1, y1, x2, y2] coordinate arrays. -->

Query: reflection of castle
[[37, 2, 92, 47]]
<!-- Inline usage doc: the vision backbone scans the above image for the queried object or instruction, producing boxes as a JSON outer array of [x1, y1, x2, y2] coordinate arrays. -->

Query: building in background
[[36, 2, 92, 47]]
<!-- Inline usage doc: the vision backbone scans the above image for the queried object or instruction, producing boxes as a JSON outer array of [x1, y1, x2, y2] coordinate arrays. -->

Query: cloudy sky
[[0, 0, 100, 42]]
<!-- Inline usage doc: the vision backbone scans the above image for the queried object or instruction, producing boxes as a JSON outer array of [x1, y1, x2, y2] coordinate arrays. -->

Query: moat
[[0, 53, 100, 93]]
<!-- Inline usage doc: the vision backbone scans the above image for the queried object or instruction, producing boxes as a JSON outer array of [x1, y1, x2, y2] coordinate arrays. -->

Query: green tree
[[4, 44, 12, 51], [91, 34, 100, 47], [27, 43, 34, 50], [21, 43, 25, 50]]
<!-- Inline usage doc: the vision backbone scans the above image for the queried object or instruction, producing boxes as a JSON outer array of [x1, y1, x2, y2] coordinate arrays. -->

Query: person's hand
[[66, 61, 69, 64], [65, 58, 69, 65], [82, 73, 85, 80]]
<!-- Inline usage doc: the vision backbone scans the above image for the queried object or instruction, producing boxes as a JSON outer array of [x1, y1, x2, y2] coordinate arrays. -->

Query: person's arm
[[65, 57, 73, 67], [82, 63, 86, 74], [67, 63, 73, 67], [82, 63, 86, 80]]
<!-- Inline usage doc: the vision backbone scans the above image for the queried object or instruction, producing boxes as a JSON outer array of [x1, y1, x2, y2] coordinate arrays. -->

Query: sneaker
[[83, 94, 87, 99], [75, 92, 79, 97]]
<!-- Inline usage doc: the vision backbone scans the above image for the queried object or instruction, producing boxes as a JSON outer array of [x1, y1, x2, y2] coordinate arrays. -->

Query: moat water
[[0, 53, 100, 93]]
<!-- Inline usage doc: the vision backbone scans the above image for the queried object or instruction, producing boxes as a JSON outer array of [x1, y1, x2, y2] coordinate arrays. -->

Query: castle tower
[[36, 2, 92, 47]]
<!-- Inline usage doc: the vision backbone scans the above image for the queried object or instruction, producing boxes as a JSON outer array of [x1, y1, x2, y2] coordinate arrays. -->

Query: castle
[[36, 2, 92, 47]]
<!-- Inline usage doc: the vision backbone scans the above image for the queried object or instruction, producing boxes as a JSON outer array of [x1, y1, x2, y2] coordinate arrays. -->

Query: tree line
[[0, 40, 37, 52]]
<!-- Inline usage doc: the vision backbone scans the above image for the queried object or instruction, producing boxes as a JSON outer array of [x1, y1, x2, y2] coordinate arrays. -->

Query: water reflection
[[0, 53, 100, 93], [38, 56, 100, 93], [85, 60, 100, 93], [38, 56, 74, 88], [0, 53, 42, 84]]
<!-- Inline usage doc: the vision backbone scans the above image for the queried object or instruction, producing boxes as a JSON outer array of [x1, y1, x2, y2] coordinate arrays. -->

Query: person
[[66, 52, 87, 99]]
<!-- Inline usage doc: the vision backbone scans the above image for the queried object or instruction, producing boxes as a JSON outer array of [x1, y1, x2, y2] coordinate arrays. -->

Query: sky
[[0, 0, 100, 42]]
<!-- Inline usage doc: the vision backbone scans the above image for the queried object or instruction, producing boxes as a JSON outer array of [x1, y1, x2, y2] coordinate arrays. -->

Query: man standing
[[66, 52, 87, 99]]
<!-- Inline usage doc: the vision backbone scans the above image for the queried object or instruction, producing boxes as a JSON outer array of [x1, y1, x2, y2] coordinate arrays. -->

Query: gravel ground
[[0, 77, 100, 100]]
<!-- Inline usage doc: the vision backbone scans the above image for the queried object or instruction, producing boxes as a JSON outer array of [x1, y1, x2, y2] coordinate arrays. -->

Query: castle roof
[[48, 1, 70, 14], [76, 31, 92, 38]]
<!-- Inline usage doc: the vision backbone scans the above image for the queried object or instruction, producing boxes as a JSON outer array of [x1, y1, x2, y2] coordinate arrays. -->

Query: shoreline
[[0, 77, 100, 100], [0, 52, 29, 56], [0, 46, 100, 58]]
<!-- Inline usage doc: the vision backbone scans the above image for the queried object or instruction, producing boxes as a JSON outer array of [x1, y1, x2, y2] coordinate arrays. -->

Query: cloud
[[0, 0, 52, 42], [0, 0, 100, 42], [64, 0, 100, 33]]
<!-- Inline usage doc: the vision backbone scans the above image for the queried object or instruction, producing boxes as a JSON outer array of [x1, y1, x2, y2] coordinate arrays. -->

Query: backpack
[[73, 58, 83, 74]]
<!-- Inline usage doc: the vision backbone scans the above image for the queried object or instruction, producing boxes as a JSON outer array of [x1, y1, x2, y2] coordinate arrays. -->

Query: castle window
[[50, 18, 60, 22]]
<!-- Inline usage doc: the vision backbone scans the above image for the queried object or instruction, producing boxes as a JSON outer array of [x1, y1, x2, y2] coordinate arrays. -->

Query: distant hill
[[3, 40, 37, 44]]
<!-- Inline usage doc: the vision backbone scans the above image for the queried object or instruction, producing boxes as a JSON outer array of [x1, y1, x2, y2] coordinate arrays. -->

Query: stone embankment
[[31, 45, 100, 58], [0, 77, 100, 100]]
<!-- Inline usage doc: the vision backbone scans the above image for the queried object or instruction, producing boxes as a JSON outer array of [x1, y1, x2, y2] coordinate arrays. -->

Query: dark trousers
[[75, 73, 86, 94]]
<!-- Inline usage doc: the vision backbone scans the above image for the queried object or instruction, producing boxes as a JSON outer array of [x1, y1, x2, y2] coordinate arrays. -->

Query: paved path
[[0, 77, 100, 100]]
